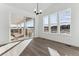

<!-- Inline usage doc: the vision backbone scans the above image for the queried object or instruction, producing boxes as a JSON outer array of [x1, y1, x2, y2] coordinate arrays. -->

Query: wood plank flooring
[[20, 38, 79, 56]]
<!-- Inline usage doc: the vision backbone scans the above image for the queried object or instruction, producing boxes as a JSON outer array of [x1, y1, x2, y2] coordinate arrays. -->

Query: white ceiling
[[6, 3, 52, 14], [5, 3, 52, 25]]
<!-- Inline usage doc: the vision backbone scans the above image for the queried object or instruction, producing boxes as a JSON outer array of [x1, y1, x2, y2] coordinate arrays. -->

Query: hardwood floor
[[20, 38, 79, 56]]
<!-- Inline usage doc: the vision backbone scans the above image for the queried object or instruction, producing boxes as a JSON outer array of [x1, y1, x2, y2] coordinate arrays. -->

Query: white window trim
[[43, 8, 71, 35], [43, 15, 49, 33]]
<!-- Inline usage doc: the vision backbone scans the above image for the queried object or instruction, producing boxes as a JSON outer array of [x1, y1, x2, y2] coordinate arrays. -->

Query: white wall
[[34, 15, 39, 37], [0, 4, 10, 45], [38, 3, 79, 47], [0, 4, 32, 45]]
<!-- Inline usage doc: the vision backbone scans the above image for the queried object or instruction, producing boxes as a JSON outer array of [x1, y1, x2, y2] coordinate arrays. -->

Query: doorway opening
[[10, 16, 35, 42]]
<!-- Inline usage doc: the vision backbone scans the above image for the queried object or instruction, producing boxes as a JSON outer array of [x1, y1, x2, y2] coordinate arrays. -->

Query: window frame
[[49, 12, 58, 33], [59, 8, 71, 34], [42, 8, 71, 35], [43, 15, 49, 33]]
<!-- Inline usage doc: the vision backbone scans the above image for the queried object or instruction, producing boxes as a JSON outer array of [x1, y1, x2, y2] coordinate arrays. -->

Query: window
[[43, 8, 71, 34], [26, 19, 34, 28], [50, 13, 57, 33], [21, 22, 24, 28], [43, 16, 49, 32], [59, 8, 71, 34]]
